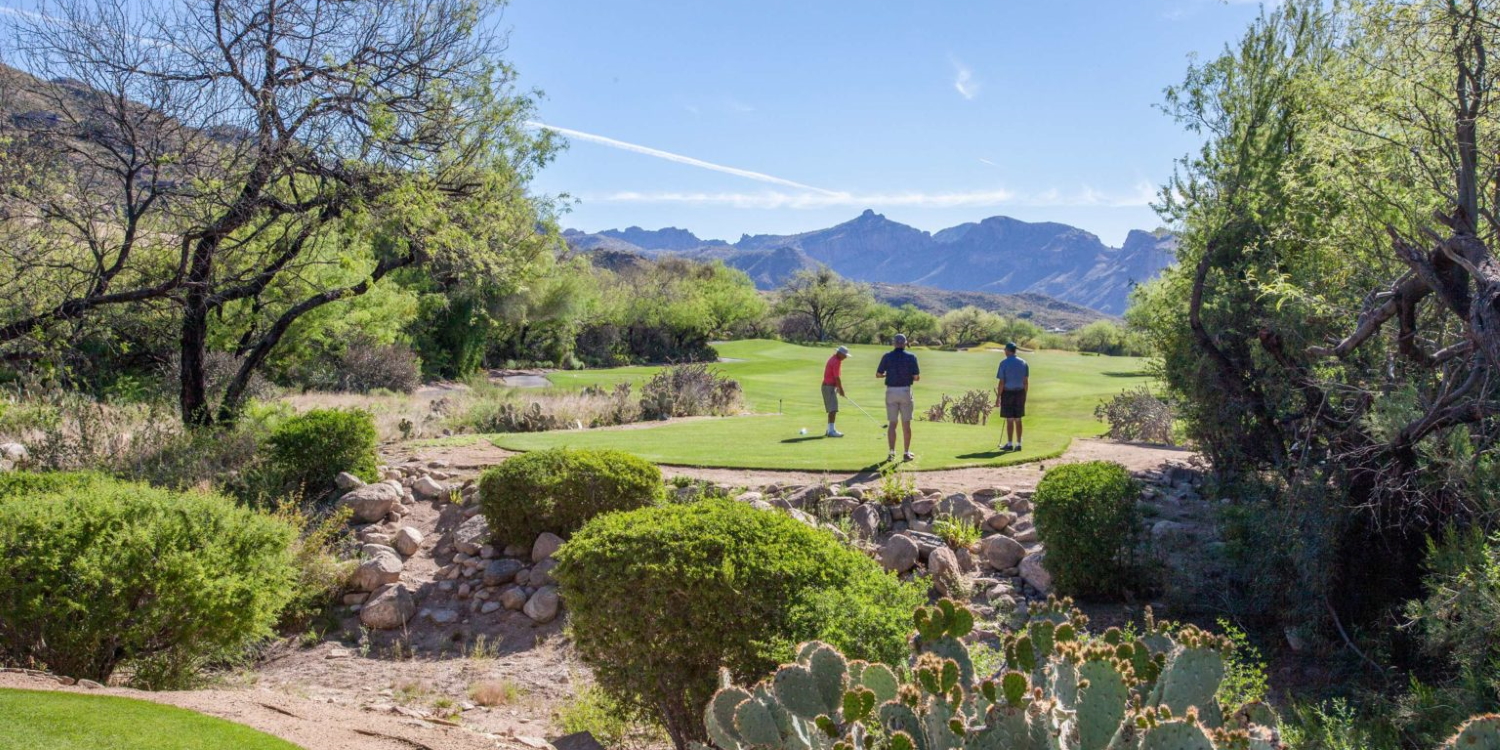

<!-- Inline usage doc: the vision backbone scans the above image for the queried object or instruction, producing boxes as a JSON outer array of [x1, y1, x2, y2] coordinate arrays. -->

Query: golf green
[[0, 688, 301, 750], [488, 340, 1152, 471]]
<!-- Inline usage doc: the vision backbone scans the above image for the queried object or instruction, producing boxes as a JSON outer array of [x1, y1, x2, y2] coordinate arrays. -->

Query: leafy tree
[[994, 315, 1043, 347], [938, 306, 1001, 347], [775, 269, 877, 343], [877, 303, 940, 344], [0, 0, 560, 425]]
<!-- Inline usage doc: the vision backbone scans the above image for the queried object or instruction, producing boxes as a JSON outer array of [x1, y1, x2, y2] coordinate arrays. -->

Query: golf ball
[[799, 428, 808, 435]]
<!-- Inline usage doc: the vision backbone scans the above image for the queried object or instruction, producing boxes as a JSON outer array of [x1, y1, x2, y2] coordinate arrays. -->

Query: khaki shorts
[[821, 384, 839, 413], [885, 387, 914, 423]]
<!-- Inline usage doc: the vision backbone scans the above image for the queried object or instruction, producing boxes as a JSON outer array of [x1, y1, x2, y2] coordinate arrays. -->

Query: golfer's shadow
[[957, 449, 1011, 459], [780, 436, 827, 444]]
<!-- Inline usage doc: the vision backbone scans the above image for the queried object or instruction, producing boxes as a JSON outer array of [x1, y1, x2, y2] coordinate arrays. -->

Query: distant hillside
[[565, 212, 1176, 314], [869, 284, 1110, 330]]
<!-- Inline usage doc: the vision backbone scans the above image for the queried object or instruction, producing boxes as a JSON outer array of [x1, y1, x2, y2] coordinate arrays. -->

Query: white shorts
[[885, 387, 914, 423]]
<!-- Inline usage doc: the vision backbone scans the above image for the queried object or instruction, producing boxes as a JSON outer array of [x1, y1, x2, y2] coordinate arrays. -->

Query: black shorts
[[1000, 389, 1027, 419]]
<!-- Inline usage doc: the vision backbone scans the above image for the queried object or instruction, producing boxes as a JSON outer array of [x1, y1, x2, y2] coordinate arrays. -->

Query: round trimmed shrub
[[477, 448, 662, 546], [553, 499, 923, 749], [0, 472, 300, 688], [267, 408, 378, 494], [1033, 460, 1143, 597]]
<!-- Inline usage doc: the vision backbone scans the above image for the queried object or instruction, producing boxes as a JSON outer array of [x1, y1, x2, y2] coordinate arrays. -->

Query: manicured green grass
[[0, 689, 301, 750], [489, 340, 1152, 472]]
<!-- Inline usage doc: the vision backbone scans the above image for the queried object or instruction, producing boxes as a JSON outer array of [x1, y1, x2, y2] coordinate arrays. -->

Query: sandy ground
[[0, 669, 538, 750], [393, 437, 1197, 496]]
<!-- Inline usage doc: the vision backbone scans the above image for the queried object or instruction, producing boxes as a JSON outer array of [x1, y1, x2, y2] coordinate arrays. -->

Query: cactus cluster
[[696, 597, 1280, 750]]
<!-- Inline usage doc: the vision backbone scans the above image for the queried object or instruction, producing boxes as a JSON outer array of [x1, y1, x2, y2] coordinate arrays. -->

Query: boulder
[[500, 585, 529, 611], [412, 475, 448, 500], [532, 532, 564, 562], [351, 550, 404, 591], [523, 586, 561, 623], [822, 496, 861, 517], [973, 486, 1010, 499], [880, 534, 920, 574], [1019, 551, 1052, 595], [986, 511, 1018, 532], [452, 515, 491, 555], [334, 472, 365, 491], [937, 494, 990, 526], [850, 504, 881, 540], [482, 558, 526, 587], [909, 498, 936, 516], [393, 527, 424, 557], [955, 547, 978, 574], [927, 547, 961, 596], [784, 484, 833, 509], [1009, 523, 1040, 544], [1005, 496, 1033, 514], [845, 486, 865, 500], [361, 543, 399, 558], [339, 483, 402, 524], [980, 535, 1026, 571], [734, 491, 764, 504], [360, 584, 415, 629], [529, 558, 559, 587]]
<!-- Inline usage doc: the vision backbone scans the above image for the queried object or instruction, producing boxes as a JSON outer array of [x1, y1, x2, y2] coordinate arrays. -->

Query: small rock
[[734, 491, 764, 504], [503, 543, 530, 558], [880, 534, 920, 574], [909, 498, 936, 516], [1005, 496, 1033, 514], [342, 593, 369, 605], [1151, 520, 1199, 539], [532, 532, 564, 562], [1009, 523, 1040, 544], [412, 475, 448, 500], [483, 559, 526, 587], [523, 586, 561, 623], [955, 547, 978, 574], [393, 527, 424, 557], [77, 679, 103, 689], [339, 483, 402, 524], [360, 584, 415, 629], [927, 547, 961, 595], [784, 484, 833, 509], [822, 496, 861, 516], [334, 472, 366, 491], [980, 535, 1026, 571], [1019, 551, 1052, 595], [429, 609, 459, 625], [480, 601, 502, 615]]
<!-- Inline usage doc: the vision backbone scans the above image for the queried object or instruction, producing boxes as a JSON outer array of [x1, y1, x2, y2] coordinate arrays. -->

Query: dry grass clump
[[468, 678, 523, 707]]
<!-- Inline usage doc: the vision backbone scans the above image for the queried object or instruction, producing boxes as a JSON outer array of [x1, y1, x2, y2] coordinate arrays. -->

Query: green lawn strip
[[0, 689, 302, 750], [487, 340, 1150, 472]]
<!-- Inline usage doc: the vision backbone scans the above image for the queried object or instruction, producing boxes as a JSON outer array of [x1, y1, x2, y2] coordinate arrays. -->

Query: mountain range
[[563, 211, 1176, 315]]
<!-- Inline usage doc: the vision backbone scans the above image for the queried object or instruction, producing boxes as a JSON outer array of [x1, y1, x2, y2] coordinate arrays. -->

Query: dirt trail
[[393, 437, 1198, 495], [0, 670, 534, 750]]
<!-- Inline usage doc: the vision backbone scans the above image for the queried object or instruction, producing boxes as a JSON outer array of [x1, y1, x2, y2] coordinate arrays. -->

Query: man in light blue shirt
[[994, 342, 1029, 451]]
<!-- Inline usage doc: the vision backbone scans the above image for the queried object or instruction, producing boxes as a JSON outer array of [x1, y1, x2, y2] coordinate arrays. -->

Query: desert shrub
[[266, 408, 378, 495], [933, 514, 982, 549], [1094, 386, 1176, 444], [272, 500, 356, 629], [336, 339, 422, 394], [553, 499, 922, 749], [477, 448, 662, 546], [451, 382, 642, 434], [638, 363, 743, 420], [0, 473, 299, 688], [927, 389, 993, 425], [558, 682, 668, 750], [1032, 460, 1143, 597]]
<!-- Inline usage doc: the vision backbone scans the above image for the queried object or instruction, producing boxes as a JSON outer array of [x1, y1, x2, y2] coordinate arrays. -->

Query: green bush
[[266, 408, 378, 495], [477, 448, 662, 546], [1032, 460, 1143, 597], [0, 472, 300, 688], [553, 499, 923, 749]]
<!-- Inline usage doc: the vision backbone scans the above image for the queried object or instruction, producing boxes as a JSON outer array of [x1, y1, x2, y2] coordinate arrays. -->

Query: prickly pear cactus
[[1446, 714, 1500, 749], [701, 598, 1291, 750]]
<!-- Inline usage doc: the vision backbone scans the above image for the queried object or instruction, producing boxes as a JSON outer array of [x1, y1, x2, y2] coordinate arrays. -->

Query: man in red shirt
[[821, 346, 850, 437]]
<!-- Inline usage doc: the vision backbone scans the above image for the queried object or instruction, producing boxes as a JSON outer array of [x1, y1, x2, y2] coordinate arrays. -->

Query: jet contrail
[[526, 121, 838, 195]]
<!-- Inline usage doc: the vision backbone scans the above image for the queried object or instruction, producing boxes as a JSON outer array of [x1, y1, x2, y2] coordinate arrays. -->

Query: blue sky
[[499, 0, 1268, 246]]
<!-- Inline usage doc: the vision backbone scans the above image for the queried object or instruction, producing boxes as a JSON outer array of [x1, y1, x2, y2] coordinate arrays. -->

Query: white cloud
[[978, 158, 998, 167], [951, 56, 980, 100], [596, 183, 1156, 210], [724, 97, 756, 113], [526, 121, 836, 194]]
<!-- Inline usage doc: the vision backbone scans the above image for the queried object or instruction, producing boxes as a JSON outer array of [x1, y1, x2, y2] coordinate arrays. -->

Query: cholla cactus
[[699, 597, 1273, 750], [1446, 715, 1500, 749]]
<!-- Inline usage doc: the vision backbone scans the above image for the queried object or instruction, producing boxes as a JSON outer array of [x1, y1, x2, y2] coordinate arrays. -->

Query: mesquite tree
[[0, 0, 558, 425]]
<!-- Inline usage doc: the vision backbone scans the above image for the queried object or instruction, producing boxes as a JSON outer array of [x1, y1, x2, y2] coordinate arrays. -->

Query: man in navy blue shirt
[[876, 333, 921, 462], [994, 342, 1029, 451]]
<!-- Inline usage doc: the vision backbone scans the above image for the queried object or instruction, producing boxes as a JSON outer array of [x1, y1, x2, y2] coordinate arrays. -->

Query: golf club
[[842, 395, 887, 431]]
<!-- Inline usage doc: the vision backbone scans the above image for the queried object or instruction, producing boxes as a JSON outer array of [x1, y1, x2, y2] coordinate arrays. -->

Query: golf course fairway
[[0, 688, 301, 750], [488, 340, 1153, 471]]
